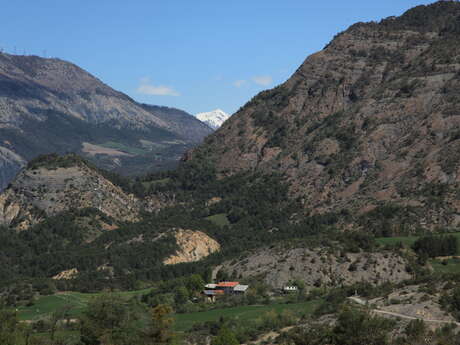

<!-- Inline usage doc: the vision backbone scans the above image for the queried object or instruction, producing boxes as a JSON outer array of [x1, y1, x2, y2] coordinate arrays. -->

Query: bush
[[412, 235, 458, 258]]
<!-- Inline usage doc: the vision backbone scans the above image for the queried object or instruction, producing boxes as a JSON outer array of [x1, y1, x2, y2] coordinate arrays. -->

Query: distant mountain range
[[0, 52, 212, 190], [195, 109, 230, 129]]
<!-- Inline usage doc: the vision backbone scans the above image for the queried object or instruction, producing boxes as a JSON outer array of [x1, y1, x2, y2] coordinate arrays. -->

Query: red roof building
[[216, 282, 239, 288]]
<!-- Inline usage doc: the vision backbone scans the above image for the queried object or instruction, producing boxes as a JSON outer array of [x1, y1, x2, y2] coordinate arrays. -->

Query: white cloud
[[233, 79, 247, 88], [252, 75, 273, 86], [137, 77, 180, 96]]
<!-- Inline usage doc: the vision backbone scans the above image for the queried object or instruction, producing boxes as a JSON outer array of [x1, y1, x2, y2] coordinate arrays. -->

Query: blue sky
[[2, 1, 434, 115]]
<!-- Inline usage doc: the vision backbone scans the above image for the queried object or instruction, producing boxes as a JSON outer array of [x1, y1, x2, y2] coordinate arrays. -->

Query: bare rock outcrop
[[52, 268, 79, 280], [0, 155, 140, 229], [164, 229, 220, 265]]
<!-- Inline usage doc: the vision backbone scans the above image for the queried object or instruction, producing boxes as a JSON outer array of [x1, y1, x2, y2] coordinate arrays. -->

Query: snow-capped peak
[[195, 109, 230, 129]]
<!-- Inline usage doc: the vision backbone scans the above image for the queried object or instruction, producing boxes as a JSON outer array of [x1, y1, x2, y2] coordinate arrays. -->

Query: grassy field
[[18, 288, 153, 321], [174, 300, 320, 332], [376, 232, 460, 274], [18, 289, 319, 337], [142, 178, 171, 189], [206, 213, 230, 227], [376, 232, 460, 254], [430, 258, 460, 274], [375, 235, 420, 247]]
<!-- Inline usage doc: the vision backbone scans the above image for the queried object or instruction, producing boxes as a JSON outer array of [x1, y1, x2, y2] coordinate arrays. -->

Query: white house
[[283, 286, 298, 293]]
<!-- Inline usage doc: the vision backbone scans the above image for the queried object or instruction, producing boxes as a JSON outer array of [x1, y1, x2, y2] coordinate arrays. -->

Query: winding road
[[348, 296, 460, 327]]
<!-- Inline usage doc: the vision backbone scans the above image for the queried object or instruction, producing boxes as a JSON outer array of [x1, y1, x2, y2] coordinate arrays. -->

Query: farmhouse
[[203, 281, 249, 301]]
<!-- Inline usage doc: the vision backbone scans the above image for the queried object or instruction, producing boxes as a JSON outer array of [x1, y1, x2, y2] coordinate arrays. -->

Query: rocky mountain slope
[[196, 109, 230, 129], [0, 52, 212, 190], [191, 2, 460, 231], [163, 229, 220, 265], [0, 154, 140, 230], [218, 245, 411, 289]]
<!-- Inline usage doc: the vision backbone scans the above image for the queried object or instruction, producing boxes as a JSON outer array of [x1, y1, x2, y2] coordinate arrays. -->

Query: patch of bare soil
[[82, 142, 133, 157]]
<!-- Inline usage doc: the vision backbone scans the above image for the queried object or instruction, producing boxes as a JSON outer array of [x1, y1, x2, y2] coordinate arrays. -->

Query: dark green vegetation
[[0, 153, 338, 292], [440, 286, 460, 321], [0, 294, 176, 345], [412, 235, 458, 258], [376, 233, 460, 255], [376, 233, 460, 275]]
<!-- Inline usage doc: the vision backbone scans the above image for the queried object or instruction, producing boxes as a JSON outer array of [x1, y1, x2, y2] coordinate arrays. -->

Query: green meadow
[[174, 300, 320, 332], [17, 289, 152, 321], [205, 213, 230, 227], [429, 258, 460, 274], [376, 232, 460, 274], [18, 290, 319, 335], [376, 232, 460, 254]]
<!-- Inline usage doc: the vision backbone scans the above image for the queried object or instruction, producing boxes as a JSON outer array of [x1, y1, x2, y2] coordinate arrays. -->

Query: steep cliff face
[[193, 2, 460, 231], [0, 53, 212, 189], [0, 155, 140, 230], [0, 147, 25, 190], [163, 229, 220, 265]]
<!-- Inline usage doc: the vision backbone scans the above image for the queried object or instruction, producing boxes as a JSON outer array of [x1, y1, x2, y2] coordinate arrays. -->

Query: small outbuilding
[[203, 289, 224, 302], [283, 286, 298, 293], [203, 281, 250, 301], [233, 284, 249, 294]]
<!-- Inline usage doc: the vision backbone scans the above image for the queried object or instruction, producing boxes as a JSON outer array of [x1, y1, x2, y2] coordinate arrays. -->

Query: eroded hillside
[[163, 229, 220, 265], [0, 154, 140, 229], [191, 2, 460, 231], [219, 245, 411, 289]]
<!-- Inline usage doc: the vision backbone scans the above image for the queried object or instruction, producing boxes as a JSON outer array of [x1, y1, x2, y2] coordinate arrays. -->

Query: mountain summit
[[196, 109, 230, 129], [190, 1, 460, 231], [0, 53, 212, 190]]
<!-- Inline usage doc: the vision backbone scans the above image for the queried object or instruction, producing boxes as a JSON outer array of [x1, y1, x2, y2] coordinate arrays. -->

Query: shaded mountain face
[[190, 2, 460, 231], [0, 53, 212, 190]]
